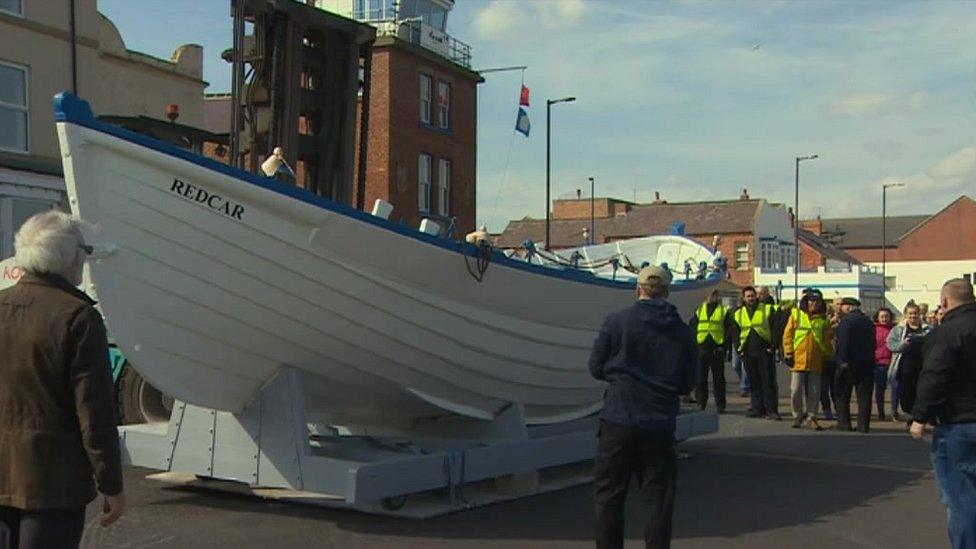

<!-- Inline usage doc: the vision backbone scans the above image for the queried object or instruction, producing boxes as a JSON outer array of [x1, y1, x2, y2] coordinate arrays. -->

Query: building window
[[418, 153, 431, 212], [419, 74, 432, 125], [0, 0, 23, 17], [759, 241, 780, 271], [436, 81, 451, 129], [0, 61, 28, 153], [734, 242, 749, 270], [438, 158, 451, 216], [1, 197, 55, 258]]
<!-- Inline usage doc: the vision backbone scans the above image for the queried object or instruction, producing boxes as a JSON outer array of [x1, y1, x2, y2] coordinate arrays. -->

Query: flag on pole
[[515, 107, 531, 137], [519, 84, 530, 107]]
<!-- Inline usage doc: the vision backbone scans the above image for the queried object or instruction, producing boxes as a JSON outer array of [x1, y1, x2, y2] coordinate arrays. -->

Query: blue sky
[[100, 0, 976, 232]]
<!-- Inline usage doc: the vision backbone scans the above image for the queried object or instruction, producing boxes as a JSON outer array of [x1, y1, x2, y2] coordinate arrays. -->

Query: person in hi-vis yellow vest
[[687, 289, 735, 413], [732, 286, 781, 420], [782, 288, 833, 430]]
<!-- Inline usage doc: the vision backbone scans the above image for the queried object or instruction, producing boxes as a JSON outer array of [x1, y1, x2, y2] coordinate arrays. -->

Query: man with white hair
[[0, 211, 124, 549], [589, 265, 697, 549], [911, 279, 976, 548]]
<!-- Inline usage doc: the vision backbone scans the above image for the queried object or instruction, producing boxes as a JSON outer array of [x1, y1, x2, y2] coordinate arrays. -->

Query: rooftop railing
[[344, 7, 472, 68]]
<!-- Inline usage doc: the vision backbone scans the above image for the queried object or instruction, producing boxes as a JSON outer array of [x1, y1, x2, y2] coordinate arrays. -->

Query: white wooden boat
[[54, 92, 719, 432], [516, 235, 723, 284]]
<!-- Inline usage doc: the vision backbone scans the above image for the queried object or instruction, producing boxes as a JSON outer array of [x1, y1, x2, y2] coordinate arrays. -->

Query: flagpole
[[476, 65, 528, 74]]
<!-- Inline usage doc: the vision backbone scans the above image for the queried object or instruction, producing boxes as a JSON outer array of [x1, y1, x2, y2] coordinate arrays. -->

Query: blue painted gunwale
[[54, 92, 718, 291]]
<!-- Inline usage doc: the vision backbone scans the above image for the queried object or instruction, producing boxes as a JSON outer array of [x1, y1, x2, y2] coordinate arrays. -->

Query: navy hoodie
[[589, 298, 698, 432]]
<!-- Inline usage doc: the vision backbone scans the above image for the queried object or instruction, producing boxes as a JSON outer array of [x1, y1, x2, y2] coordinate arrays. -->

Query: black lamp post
[[882, 182, 905, 304], [588, 176, 595, 246], [794, 154, 818, 302], [545, 96, 576, 250]]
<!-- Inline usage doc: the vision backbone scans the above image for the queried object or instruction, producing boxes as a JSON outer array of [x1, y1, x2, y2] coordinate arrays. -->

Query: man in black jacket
[[688, 290, 735, 413], [911, 279, 976, 549], [834, 297, 877, 433], [589, 265, 697, 549]]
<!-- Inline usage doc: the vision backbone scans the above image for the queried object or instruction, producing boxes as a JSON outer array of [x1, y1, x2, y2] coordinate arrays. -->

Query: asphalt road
[[80, 401, 947, 548]]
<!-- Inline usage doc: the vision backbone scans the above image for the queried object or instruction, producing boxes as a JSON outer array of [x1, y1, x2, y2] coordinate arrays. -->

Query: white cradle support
[[118, 368, 719, 516]]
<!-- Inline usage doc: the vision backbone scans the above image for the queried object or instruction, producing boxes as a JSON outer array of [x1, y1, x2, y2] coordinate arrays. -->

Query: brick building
[[352, 33, 481, 234], [816, 195, 976, 310], [204, 1, 481, 234], [495, 191, 798, 287]]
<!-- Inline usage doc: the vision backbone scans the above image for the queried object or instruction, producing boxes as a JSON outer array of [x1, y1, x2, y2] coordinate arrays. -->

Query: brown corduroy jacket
[[0, 273, 122, 510]]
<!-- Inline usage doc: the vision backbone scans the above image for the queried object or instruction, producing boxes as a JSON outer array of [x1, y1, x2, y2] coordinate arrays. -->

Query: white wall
[[752, 200, 796, 270], [754, 265, 885, 312], [866, 260, 976, 313]]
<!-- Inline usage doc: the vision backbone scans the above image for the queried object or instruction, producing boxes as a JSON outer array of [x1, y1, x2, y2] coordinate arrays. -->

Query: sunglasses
[[78, 244, 94, 255]]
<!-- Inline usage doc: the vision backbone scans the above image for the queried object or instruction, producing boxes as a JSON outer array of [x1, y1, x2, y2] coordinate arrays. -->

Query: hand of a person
[[100, 492, 126, 527], [909, 421, 928, 441]]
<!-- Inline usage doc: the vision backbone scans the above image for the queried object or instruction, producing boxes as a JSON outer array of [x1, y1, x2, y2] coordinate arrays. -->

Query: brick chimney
[[787, 207, 795, 228], [739, 188, 750, 200], [651, 191, 667, 205], [801, 215, 823, 235]]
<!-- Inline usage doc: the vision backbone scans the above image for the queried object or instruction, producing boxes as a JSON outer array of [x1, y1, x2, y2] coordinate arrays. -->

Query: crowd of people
[[690, 285, 949, 434], [589, 267, 975, 549]]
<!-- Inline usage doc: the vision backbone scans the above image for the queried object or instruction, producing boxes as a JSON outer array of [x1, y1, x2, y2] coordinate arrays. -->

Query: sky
[[99, 0, 976, 232]]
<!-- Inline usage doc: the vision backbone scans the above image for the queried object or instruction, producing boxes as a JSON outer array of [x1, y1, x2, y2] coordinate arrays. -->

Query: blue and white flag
[[515, 107, 530, 137]]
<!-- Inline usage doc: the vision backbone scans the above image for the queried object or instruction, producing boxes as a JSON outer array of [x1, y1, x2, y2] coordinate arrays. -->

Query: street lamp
[[794, 154, 818, 302], [882, 182, 906, 304], [545, 96, 576, 250], [588, 176, 595, 246]]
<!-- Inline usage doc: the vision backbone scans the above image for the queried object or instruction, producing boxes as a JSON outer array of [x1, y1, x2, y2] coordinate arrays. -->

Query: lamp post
[[882, 182, 905, 304], [545, 96, 576, 250], [588, 176, 595, 246], [794, 154, 818, 302]]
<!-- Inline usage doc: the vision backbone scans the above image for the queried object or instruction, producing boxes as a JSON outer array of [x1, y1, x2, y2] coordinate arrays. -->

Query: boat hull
[[55, 95, 718, 428]]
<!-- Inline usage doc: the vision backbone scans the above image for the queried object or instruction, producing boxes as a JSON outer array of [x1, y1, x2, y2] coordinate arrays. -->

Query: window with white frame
[[0, 0, 23, 17], [759, 241, 780, 270], [418, 153, 431, 212], [0, 61, 28, 153], [734, 241, 749, 270], [419, 74, 432, 124], [436, 81, 451, 129], [438, 158, 451, 216]]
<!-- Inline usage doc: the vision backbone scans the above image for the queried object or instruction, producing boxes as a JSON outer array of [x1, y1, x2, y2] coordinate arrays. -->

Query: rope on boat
[[461, 239, 493, 282]]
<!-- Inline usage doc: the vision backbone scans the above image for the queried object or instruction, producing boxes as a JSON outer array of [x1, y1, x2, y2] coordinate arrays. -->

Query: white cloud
[[831, 147, 976, 216], [829, 93, 894, 117], [473, 0, 588, 41], [827, 91, 926, 118]]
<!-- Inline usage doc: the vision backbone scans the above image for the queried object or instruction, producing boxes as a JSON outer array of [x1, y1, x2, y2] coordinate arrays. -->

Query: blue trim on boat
[[54, 92, 719, 292]]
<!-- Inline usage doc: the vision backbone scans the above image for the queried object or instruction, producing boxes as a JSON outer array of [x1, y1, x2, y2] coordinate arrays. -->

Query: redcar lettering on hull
[[170, 178, 245, 220]]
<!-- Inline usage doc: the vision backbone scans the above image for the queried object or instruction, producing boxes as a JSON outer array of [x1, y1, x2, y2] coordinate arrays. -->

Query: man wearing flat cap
[[589, 265, 697, 549], [834, 297, 877, 432]]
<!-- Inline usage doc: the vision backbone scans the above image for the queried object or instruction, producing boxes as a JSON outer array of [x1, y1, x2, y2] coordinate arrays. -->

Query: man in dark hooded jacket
[[589, 265, 697, 549]]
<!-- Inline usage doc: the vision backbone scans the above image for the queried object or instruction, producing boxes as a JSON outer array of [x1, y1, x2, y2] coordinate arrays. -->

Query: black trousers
[[835, 366, 873, 432], [593, 420, 676, 549], [742, 351, 777, 416], [695, 347, 726, 412], [0, 505, 86, 549], [898, 363, 922, 415], [820, 359, 837, 414]]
